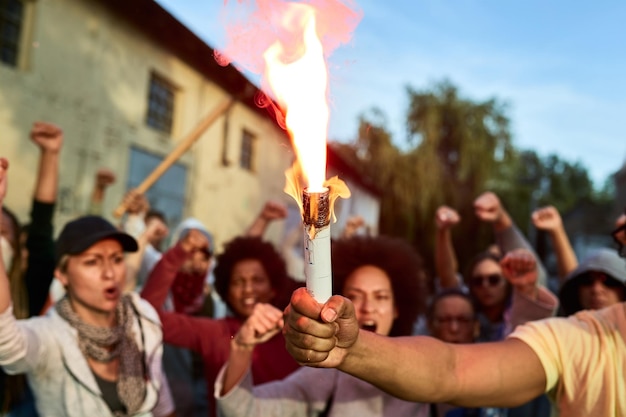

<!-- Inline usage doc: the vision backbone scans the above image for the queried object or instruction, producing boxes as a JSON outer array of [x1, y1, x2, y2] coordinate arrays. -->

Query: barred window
[[0, 0, 23, 67], [146, 73, 175, 134], [240, 129, 255, 171]]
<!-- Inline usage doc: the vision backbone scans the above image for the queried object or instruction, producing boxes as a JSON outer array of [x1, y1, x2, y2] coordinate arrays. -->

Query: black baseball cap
[[55, 216, 138, 263]]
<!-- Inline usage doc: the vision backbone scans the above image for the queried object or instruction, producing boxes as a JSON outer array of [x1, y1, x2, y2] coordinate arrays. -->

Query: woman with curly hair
[[141, 234, 300, 416], [215, 235, 431, 417]]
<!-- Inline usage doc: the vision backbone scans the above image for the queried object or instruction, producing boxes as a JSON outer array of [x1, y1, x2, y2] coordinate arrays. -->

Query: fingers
[[262, 201, 288, 220], [239, 303, 284, 344], [0, 158, 8, 171], [31, 121, 63, 138], [0, 158, 9, 201], [96, 168, 116, 186], [473, 192, 500, 221], [435, 206, 460, 229], [500, 249, 536, 280], [531, 206, 560, 230], [283, 289, 359, 366]]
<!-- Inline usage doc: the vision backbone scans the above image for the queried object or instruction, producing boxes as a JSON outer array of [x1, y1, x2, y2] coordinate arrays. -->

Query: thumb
[[320, 295, 352, 323]]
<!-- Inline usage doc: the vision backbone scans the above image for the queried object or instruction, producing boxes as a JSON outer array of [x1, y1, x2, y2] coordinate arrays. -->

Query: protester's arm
[[124, 218, 167, 293], [283, 288, 547, 408], [532, 206, 578, 282], [221, 303, 284, 395], [140, 229, 207, 309], [500, 249, 558, 332], [434, 206, 462, 289], [474, 191, 548, 285], [0, 158, 10, 314], [245, 201, 287, 238], [25, 122, 63, 316], [87, 168, 116, 215]]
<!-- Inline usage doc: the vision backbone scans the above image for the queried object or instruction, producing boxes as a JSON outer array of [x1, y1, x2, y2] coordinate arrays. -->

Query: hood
[[559, 247, 626, 315], [171, 217, 215, 252]]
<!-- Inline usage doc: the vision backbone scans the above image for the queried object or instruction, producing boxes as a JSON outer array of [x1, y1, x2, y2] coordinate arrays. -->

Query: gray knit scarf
[[56, 294, 146, 416]]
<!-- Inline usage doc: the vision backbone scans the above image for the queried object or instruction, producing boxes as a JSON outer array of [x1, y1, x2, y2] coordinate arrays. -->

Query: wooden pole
[[113, 97, 234, 218]]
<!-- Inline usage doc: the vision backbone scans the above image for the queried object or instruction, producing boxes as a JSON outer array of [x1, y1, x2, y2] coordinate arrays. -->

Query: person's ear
[[54, 267, 69, 287]]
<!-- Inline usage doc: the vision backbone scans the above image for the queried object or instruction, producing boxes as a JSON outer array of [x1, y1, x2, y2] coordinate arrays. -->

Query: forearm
[[246, 218, 268, 238], [34, 151, 59, 203], [338, 332, 546, 407], [222, 341, 254, 395], [140, 245, 187, 308], [339, 332, 457, 403], [124, 236, 149, 293], [435, 230, 460, 288], [548, 229, 578, 280], [496, 224, 548, 285], [25, 200, 56, 316]]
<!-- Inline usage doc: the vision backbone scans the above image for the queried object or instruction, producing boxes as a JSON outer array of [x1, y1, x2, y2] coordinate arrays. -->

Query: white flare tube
[[302, 188, 332, 303]]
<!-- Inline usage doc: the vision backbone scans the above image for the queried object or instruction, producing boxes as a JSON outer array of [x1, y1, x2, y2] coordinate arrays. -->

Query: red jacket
[[141, 244, 300, 413]]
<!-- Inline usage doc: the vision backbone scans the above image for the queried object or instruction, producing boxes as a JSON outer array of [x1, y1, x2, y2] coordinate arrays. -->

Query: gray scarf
[[56, 294, 146, 416]]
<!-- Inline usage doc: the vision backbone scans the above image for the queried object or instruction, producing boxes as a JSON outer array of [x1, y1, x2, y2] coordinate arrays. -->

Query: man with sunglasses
[[283, 208, 626, 416]]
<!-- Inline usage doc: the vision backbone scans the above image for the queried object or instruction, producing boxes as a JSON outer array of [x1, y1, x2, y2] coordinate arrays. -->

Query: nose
[[102, 260, 115, 280], [449, 320, 460, 332], [361, 296, 374, 313]]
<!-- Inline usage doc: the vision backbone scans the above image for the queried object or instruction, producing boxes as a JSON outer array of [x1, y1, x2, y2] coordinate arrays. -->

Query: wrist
[[230, 337, 255, 352], [515, 284, 538, 299]]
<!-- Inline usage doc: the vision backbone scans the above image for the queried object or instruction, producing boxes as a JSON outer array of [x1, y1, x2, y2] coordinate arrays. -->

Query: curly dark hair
[[331, 235, 428, 337], [213, 236, 291, 316]]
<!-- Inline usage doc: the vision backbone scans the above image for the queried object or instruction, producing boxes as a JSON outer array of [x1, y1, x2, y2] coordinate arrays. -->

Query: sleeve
[[140, 245, 220, 353], [152, 366, 175, 417], [0, 306, 45, 375], [495, 224, 548, 286], [505, 286, 559, 335], [141, 245, 187, 310], [507, 316, 576, 393], [216, 365, 336, 417], [24, 199, 56, 317]]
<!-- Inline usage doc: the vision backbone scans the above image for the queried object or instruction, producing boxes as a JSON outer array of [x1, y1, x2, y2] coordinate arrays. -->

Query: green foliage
[[338, 79, 610, 276]]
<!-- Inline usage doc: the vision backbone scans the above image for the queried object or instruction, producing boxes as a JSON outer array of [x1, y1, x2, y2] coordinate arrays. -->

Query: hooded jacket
[[559, 248, 626, 315]]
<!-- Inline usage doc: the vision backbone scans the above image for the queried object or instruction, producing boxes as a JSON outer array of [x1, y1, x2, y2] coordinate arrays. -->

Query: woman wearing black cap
[[0, 158, 174, 417]]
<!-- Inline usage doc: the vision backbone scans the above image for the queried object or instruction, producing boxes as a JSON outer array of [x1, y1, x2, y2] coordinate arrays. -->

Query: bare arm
[[246, 201, 287, 238], [124, 218, 168, 292], [88, 168, 116, 215], [434, 206, 462, 289], [221, 303, 283, 395], [0, 158, 11, 313], [532, 206, 578, 282], [475, 191, 548, 285], [284, 288, 547, 407]]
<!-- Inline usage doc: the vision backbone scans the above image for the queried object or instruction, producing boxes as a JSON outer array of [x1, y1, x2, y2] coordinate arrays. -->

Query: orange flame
[[216, 0, 361, 220]]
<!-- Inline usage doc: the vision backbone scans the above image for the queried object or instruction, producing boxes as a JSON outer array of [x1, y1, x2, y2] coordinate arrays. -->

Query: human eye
[[83, 257, 99, 266], [113, 254, 125, 264], [345, 292, 361, 302]]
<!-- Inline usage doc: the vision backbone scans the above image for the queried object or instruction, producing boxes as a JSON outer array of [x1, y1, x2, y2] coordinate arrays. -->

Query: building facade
[[0, 0, 380, 251]]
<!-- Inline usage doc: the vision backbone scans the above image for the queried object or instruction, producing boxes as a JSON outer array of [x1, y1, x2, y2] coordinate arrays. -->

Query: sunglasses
[[578, 272, 622, 289], [470, 274, 503, 288], [433, 315, 475, 326], [611, 223, 626, 258]]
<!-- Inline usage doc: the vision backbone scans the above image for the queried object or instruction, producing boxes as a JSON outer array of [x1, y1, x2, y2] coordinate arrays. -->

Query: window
[[127, 147, 187, 230], [146, 73, 175, 133], [0, 0, 23, 67], [240, 129, 255, 171]]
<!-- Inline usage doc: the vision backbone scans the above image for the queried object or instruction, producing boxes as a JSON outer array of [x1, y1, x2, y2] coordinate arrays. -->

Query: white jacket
[[0, 293, 173, 417]]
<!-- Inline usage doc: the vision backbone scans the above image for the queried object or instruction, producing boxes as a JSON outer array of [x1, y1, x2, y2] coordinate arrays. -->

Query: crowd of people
[[0, 121, 625, 417]]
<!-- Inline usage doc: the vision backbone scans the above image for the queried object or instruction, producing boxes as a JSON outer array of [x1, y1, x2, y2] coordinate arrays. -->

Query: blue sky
[[155, 0, 625, 187]]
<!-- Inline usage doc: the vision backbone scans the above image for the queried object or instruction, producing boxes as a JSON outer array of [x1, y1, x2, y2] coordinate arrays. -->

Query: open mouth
[[360, 323, 377, 333]]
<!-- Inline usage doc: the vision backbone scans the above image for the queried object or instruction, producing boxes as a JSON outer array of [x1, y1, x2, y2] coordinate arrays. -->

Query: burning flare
[[216, 0, 361, 228]]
